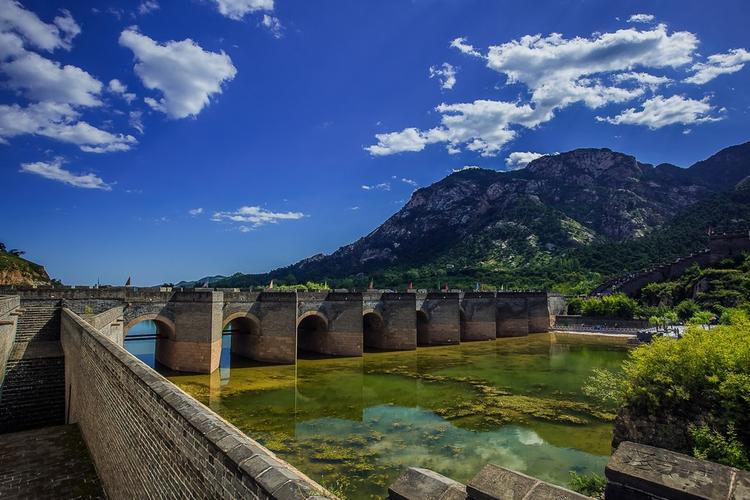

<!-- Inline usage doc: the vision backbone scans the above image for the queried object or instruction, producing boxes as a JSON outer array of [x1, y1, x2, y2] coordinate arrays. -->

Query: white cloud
[[400, 177, 418, 187], [450, 37, 481, 57], [452, 165, 481, 173], [361, 182, 391, 191], [138, 0, 160, 15], [261, 15, 283, 38], [429, 62, 456, 90], [0, 0, 80, 52], [597, 95, 722, 129], [108, 78, 136, 103], [371, 24, 699, 157], [212, 0, 273, 20], [505, 151, 547, 170], [349, 206, 360, 210], [211, 205, 306, 228], [20, 158, 112, 190], [189, 207, 203, 215], [1, 50, 103, 106], [0, 101, 137, 152], [613, 72, 672, 89], [367, 128, 433, 156], [684, 48, 750, 84], [368, 99, 547, 157], [119, 28, 237, 119], [128, 110, 144, 134], [484, 24, 695, 107], [627, 13, 655, 24]]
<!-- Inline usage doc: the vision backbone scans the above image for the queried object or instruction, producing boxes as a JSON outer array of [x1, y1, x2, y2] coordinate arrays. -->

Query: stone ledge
[[606, 441, 750, 500], [389, 467, 467, 500], [467, 464, 588, 500]]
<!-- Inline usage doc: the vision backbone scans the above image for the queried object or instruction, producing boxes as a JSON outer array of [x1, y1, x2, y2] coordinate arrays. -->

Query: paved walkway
[[0, 424, 104, 499]]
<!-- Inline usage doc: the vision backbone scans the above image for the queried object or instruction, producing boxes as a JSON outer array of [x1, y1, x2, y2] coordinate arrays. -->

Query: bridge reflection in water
[[122, 332, 631, 499]]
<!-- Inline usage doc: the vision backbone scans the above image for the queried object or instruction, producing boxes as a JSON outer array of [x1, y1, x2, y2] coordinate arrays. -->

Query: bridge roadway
[[1, 287, 554, 373]]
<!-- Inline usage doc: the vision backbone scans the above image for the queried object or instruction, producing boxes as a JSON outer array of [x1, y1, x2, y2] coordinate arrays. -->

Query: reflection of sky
[[295, 405, 607, 486]]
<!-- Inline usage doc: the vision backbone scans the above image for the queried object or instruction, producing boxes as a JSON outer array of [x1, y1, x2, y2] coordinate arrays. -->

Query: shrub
[[674, 299, 700, 322], [568, 472, 605, 499], [615, 317, 750, 468], [580, 294, 638, 319], [690, 425, 750, 470]]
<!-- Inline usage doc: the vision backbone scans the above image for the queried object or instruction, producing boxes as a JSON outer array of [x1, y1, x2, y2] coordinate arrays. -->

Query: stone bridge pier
[[363, 292, 417, 350], [495, 293, 530, 337], [459, 292, 497, 341], [124, 290, 223, 374], [221, 291, 297, 364], [296, 292, 363, 357], [415, 292, 460, 345]]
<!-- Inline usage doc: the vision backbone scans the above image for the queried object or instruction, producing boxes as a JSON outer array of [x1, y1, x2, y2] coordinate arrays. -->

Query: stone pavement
[[0, 424, 104, 499]]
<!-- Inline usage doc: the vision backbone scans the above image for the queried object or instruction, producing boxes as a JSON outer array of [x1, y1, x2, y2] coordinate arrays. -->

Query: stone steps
[[15, 306, 60, 342]]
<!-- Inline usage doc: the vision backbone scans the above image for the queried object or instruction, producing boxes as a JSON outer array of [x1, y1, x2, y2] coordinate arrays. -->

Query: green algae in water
[[153, 333, 629, 499]]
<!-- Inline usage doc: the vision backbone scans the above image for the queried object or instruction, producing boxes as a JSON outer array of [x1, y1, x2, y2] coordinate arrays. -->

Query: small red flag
[[408, 281, 413, 290]]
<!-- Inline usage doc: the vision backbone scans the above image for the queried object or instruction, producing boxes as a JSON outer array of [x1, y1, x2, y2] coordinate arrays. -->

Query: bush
[[580, 294, 638, 319], [614, 316, 750, 468], [674, 299, 700, 322], [690, 425, 750, 469], [568, 472, 605, 499]]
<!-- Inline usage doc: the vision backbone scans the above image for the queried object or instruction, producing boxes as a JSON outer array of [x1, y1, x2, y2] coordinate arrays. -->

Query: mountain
[[174, 275, 227, 288], [0, 245, 51, 286], [209, 141, 750, 293]]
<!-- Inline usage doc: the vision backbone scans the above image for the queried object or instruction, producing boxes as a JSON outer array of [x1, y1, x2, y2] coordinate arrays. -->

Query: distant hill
[[174, 275, 227, 288], [0, 245, 51, 286], [201, 140, 750, 294]]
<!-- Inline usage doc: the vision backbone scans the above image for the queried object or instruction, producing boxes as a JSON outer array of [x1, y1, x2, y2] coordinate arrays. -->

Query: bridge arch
[[124, 314, 175, 340], [459, 308, 468, 341], [123, 314, 175, 369], [296, 311, 329, 357], [222, 312, 262, 364], [416, 310, 430, 346], [363, 309, 385, 350]]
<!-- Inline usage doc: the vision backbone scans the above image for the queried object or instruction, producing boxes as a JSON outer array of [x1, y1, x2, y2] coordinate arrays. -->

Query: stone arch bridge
[[3, 287, 556, 373]]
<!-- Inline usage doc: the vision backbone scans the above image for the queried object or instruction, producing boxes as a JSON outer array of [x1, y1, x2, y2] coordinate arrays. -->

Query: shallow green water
[[130, 331, 629, 499]]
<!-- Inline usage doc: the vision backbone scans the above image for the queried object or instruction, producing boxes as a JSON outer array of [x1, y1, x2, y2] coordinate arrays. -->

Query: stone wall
[[61, 308, 331, 499], [0, 295, 19, 385], [554, 315, 649, 330], [0, 296, 65, 433], [389, 442, 750, 499]]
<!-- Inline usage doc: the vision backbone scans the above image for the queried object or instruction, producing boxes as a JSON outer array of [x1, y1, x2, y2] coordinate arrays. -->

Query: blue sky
[[1, 0, 749, 285]]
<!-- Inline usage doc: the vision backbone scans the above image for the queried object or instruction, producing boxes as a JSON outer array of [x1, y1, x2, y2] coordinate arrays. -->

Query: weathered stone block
[[388, 467, 467, 500], [605, 441, 749, 500], [467, 464, 587, 500]]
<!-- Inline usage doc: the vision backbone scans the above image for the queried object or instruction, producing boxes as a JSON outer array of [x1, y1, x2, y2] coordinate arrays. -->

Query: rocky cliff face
[[279, 144, 745, 280], [0, 251, 51, 286]]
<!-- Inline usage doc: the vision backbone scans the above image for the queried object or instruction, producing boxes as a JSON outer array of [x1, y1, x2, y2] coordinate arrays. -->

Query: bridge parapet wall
[[363, 292, 416, 350], [298, 292, 363, 356], [415, 292, 460, 345], [60, 308, 331, 499], [459, 292, 496, 341]]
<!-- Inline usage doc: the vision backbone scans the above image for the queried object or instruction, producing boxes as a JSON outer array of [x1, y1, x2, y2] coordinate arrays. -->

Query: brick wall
[[61, 308, 331, 499], [0, 342, 65, 433]]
